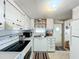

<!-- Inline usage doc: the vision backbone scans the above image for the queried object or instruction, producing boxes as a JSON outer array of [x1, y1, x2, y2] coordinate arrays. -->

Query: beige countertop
[[0, 52, 19, 59], [48, 51, 70, 59]]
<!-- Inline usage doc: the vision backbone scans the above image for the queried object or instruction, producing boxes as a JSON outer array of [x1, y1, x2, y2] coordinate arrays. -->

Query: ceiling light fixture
[[41, 0, 61, 12]]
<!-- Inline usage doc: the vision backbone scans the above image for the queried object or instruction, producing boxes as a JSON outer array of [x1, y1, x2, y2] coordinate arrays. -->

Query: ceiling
[[14, 0, 79, 20]]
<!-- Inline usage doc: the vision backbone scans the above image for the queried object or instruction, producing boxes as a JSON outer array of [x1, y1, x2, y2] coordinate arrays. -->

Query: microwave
[[23, 30, 32, 38]]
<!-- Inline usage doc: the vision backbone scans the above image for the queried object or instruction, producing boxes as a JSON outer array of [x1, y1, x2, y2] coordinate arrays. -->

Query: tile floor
[[48, 51, 70, 59]]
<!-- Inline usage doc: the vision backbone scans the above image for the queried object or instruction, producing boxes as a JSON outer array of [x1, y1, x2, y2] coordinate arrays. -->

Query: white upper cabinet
[[47, 18, 54, 29], [30, 19, 34, 29], [23, 16, 30, 30], [6, 0, 17, 20], [73, 5, 79, 19], [5, 0, 30, 30], [0, 0, 5, 30], [5, 0, 22, 30]]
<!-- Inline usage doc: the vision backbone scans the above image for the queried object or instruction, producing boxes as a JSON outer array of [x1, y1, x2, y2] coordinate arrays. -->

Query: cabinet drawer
[[47, 40, 55, 43], [48, 47, 55, 51]]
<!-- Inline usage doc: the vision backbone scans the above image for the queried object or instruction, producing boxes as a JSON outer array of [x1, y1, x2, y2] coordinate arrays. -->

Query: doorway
[[53, 24, 62, 47]]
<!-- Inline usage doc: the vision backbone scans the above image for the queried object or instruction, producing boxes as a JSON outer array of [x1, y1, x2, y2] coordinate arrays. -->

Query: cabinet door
[[0, 0, 5, 30], [41, 38, 47, 51], [5, 0, 23, 30], [5, 1, 19, 30], [23, 16, 30, 30], [33, 38, 47, 51], [47, 38, 55, 51], [6, 0, 18, 21], [33, 38, 41, 51], [5, 0, 30, 30]]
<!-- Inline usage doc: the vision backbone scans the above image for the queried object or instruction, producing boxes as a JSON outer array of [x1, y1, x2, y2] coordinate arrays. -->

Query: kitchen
[[0, 0, 79, 59]]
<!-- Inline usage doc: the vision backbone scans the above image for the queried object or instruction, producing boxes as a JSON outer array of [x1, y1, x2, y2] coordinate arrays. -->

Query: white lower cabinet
[[41, 38, 47, 51], [33, 37, 47, 51], [33, 37, 55, 52], [47, 37, 55, 51], [33, 38, 41, 51]]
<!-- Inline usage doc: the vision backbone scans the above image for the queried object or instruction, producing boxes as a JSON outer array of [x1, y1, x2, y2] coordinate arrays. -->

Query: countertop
[[0, 52, 19, 59], [48, 51, 69, 59]]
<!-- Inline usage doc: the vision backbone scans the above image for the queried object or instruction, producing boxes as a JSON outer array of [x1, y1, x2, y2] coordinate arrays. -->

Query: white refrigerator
[[70, 20, 79, 59]]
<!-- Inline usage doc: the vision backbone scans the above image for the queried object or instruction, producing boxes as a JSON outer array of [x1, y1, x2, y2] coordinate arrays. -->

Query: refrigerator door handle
[[72, 35, 79, 38]]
